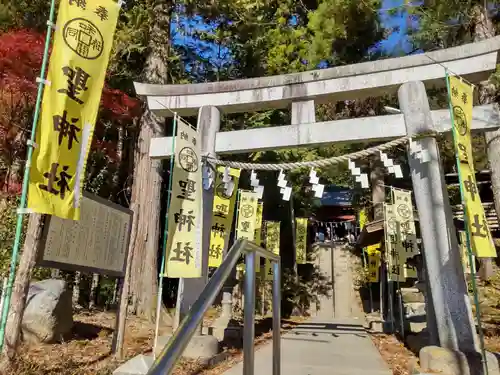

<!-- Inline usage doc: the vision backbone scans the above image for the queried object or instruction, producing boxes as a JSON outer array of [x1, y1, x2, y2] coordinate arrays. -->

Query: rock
[[419, 346, 500, 375], [113, 354, 154, 375], [155, 334, 219, 362], [22, 279, 73, 343]]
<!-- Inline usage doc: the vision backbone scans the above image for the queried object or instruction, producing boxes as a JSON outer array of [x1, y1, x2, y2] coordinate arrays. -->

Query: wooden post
[[112, 205, 139, 358]]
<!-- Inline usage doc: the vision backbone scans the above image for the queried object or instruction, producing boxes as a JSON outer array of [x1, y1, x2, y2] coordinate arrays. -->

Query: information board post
[[113, 208, 138, 358], [36, 193, 133, 357]]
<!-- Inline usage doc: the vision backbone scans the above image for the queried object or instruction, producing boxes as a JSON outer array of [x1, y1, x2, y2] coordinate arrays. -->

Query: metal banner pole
[[272, 260, 281, 375], [243, 251, 256, 375], [0, 0, 57, 350], [153, 114, 178, 358]]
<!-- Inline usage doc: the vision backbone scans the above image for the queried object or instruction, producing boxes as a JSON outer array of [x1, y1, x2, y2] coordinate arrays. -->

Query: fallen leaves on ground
[[6, 310, 304, 375], [7, 310, 155, 375], [370, 333, 419, 375], [472, 270, 500, 353]]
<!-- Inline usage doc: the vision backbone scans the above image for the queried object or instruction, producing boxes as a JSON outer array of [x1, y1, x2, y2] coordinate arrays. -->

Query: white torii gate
[[134, 36, 500, 357]]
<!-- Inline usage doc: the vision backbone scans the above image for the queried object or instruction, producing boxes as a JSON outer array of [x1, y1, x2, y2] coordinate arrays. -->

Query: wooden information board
[[38, 193, 133, 276]]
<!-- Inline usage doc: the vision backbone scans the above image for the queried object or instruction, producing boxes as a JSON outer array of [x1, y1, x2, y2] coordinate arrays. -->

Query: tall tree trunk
[[88, 273, 99, 309], [0, 214, 44, 367], [50, 269, 60, 278], [471, 4, 498, 280], [370, 157, 385, 221], [127, 0, 173, 320], [112, 279, 119, 306], [72, 272, 81, 307]]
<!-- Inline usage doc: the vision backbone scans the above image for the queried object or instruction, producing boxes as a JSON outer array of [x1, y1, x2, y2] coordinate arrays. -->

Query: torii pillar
[[399, 81, 478, 353]]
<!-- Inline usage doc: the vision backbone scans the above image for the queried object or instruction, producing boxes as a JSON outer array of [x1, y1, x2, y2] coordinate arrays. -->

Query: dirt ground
[[367, 270, 500, 375], [370, 333, 419, 375], [5, 310, 303, 375]]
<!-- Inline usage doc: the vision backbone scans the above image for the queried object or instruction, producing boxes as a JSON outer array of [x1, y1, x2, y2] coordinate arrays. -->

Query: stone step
[[404, 302, 426, 318], [401, 288, 425, 303], [408, 321, 427, 334]]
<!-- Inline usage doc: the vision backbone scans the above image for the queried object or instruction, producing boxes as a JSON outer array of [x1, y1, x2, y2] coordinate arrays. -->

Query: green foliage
[[308, 0, 384, 67], [0, 195, 49, 280], [0, 195, 21, 278], [407, 1, 500, 50], [0, 0, 52, 31], [109, 2, 150, 92]]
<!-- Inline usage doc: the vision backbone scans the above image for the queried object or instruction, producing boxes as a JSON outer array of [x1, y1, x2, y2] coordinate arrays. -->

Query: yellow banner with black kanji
[[391, 188, 419, 259], [404, 264, 418, 279], [366, 243, 382, 256], [164, 120, 203, 278], [367, 253, 380, 283], [296, 218, 308, 264], [28, 0, 120, 220], [359, 208, 367, 231], [384, 203, 405, 282], [265, 221, 280, 281], [254, 202, 263, 272], [459, 231, 476, 274], [236, 190, 259, 241], [448, 75, 496, 258], [208, 166, 240, 268]]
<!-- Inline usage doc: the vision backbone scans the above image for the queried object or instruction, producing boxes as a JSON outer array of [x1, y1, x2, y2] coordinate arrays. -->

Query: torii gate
[[134, 36, 500, 356]]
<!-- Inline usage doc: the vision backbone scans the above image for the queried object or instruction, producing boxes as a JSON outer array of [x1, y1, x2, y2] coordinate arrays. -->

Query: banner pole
[[445, 71, 488, 374], [362, 248, 371, 312], [153, 113, 178, 358], [396, 256, 404, 339], [0, 0, 57, 352]]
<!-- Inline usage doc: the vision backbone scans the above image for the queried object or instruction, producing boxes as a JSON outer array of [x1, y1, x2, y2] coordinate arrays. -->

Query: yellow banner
[[254, 202, 263, 272], [392, 188, 419, 259], [359, 208, 367, 231], [164, 120, 203, 278], [448, 75, 496, 258], [296, 218, 308, 264], [459, 231, 476, 274], [255, 203, 263, 244], [367, 253, 380, 283], [265, 221, 280, 281], [236, 190, 259, 241], [384, 203, 405, 282], [208, 167, 240, 268], [366, 243, 382, 256], [27, 0, 120, 220], [404, 264, 418, 279]]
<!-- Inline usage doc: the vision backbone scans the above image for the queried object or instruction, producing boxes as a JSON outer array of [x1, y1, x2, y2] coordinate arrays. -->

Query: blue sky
[[171, 0, 417, 72], [378, 0, 416, 55]]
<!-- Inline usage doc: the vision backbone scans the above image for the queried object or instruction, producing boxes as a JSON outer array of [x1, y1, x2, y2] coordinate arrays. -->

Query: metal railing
[[147, 238, 281, 375]]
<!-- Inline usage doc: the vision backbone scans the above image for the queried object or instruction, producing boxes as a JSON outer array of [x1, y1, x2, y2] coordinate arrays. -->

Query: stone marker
[[113, 354, 154, 375], [22, 279, 73, 343], [155, 334, 219, 363], [419, 346, 500, 375]]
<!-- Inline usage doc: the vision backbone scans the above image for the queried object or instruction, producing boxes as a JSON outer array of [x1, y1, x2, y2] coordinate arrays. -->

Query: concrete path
[[221, 317, 391, 375], [222, 243, 392, 375]]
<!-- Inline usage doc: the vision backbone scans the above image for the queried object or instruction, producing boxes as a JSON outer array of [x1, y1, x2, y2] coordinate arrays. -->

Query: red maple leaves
[[0, 29, 141, 194]]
